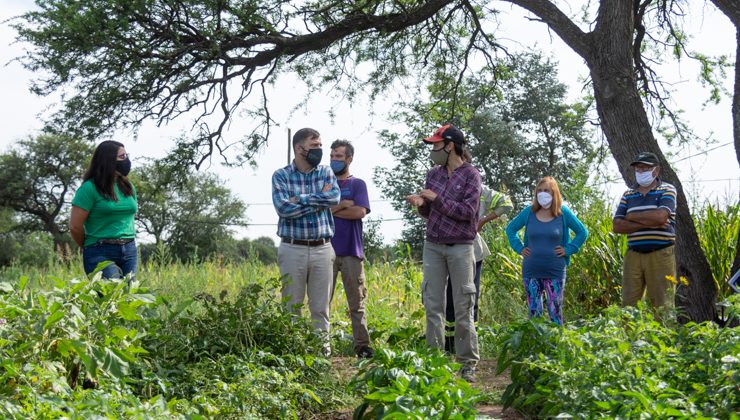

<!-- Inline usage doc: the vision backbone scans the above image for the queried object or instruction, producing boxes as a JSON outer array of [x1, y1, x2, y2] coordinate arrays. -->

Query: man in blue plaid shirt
[[272, 128, 340, 356]]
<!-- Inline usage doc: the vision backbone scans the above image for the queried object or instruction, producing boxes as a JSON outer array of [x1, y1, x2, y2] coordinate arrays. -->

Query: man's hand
[[477, 213, 500, 232], [322, 183, 332, 192], [406, 194, 424, 207], [289, 196, 299, 204], [332, 199, 355, 214], [419, 189, 438, 202], [521, 247, 531, 257]]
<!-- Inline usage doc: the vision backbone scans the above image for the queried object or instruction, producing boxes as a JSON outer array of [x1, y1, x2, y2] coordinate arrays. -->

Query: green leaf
[[43, 309, 65, 330], [117, 302, 141, 321], [621, 390, 650, 409]]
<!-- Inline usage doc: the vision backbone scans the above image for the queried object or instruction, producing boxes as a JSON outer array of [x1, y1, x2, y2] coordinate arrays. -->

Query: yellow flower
[[679, 276, 688, 286], [665, 275, 677, 285]]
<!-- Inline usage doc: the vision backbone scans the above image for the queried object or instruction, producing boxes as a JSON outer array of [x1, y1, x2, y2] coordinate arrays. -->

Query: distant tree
[[0, 134, 93, 248], [0, 207, 55, 267], [132, 161, 246, 261], [229, 236, 277, 265], [362, 218, 390, 263], [375, 53, 595, 252]]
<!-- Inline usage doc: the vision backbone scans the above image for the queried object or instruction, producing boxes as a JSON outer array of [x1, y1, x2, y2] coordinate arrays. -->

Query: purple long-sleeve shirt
[[418, 163, 481, 244]]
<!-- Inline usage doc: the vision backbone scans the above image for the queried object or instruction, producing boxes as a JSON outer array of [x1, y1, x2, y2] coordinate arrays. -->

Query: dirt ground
[[324, 357, 522, 419]]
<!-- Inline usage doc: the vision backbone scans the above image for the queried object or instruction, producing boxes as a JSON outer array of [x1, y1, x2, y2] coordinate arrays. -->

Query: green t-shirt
[[72, 179, 138, 247]]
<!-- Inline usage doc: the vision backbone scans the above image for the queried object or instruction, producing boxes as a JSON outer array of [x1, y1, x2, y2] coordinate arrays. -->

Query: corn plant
[[695, 203, 739, 298]]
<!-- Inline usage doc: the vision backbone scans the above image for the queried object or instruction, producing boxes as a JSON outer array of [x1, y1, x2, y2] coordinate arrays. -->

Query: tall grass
[[695, 203, 739, 298], [1, 200, 737, 339]]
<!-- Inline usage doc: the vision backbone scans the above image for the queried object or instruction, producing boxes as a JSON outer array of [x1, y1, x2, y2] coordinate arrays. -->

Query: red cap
[[423, 124, 465, 144]]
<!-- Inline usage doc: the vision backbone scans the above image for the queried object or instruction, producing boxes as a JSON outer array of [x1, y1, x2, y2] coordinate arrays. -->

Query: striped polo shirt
[[614, 179, 676, 252]]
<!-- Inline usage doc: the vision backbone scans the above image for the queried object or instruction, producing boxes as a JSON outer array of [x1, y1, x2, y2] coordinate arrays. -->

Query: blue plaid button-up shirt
[[272, 162, 340, 240]]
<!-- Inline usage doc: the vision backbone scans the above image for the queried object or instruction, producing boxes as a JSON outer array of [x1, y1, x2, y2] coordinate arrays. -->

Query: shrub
[[496, 299, 740, 418]]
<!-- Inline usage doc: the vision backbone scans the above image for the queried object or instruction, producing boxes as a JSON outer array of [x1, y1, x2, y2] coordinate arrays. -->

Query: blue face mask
[[330, 159, 347, 175]]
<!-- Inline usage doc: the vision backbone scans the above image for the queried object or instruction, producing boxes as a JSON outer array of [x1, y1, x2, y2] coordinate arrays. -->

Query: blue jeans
[[83, 241, 138, 279]]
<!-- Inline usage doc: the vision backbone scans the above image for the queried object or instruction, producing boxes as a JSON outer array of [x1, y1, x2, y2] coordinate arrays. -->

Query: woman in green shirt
[[70, 141, 138, 278]]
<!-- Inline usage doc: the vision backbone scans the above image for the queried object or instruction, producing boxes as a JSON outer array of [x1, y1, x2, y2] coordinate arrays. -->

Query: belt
[[281, 237, 330, 247], [97, 238, 134, 245], [629, 244, 673, 254]]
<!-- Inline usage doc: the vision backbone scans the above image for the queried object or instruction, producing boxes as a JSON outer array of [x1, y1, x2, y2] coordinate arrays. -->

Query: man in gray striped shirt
[[613, 152, 677, 309]]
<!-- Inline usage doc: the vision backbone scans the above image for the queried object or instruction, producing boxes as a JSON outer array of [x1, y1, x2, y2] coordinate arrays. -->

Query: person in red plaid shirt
[[405, 124, 481, 382]]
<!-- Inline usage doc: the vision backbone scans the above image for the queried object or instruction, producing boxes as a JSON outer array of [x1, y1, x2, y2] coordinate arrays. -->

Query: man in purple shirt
[[406, 124, 481, 382], [329, 140, 374, 359]]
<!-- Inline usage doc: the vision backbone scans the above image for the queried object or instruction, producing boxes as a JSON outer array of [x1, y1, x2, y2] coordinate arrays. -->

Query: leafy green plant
[[0, 269, 197, 418], [351, 348, 480, 419], [496, 300, 740, 418]]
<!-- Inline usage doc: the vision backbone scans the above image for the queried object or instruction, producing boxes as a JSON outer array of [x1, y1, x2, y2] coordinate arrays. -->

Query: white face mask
[[635, 168, 656, 187], [537, 191, 553, 209]]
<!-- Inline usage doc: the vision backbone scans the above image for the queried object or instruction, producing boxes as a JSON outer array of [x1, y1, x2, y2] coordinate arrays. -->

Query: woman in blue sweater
[[505, 176, 588, 325]]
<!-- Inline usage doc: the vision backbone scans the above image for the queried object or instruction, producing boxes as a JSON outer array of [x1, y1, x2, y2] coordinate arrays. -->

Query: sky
[[1, 1, 738, 246]]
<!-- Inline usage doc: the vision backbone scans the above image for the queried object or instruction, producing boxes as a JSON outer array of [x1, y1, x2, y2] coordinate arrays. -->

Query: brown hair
[[531, 176, 562, 217], [292, 128, 320, 147]]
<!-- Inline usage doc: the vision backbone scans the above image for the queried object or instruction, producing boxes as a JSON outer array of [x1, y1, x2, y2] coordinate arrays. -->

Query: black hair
[[330, 139, 354, 157], [292, 128, 320, 147], [444, 139, 465, 158], [83, 140, 133, 201]]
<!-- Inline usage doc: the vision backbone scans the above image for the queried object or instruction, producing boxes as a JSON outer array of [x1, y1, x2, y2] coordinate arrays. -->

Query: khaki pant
[[278, 242, 335, 334], [622, 246, 676, 308], [332, 256, 370, 352], [422, 241, 479, 366]]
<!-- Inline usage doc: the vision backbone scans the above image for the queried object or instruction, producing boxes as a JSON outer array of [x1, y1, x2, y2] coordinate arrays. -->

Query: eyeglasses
[[117, 153, 129, 160]]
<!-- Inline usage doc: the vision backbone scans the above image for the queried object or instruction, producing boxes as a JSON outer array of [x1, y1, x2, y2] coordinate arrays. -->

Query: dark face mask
[[304, 147, 323, 168], [430, 146, 450, 166], [116, 158, 132, 176]]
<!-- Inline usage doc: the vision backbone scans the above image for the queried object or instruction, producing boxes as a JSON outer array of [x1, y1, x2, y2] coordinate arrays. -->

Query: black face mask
[[304, 147, 323, 168], [116, 158, 132, 176]]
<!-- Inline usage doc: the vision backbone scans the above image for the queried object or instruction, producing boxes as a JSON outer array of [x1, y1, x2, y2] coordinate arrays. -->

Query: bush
[[496, 299, 740, 418]]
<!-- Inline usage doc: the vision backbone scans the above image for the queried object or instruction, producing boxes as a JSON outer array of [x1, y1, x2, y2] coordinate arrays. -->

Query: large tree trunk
[[587, 2, 717, 322], [710, 0, 740, 277], [509, 0, 719, 321]]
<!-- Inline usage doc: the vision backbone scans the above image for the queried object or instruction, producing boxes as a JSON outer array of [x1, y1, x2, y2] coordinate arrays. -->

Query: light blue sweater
[[505, 205, 589, 266]]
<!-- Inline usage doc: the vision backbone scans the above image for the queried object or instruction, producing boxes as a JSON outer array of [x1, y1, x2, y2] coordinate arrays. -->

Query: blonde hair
[[531, 176, 562, 217]]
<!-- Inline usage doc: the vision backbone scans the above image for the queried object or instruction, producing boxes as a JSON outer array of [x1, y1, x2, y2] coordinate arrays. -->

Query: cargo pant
[[422, 241, 479, 367]]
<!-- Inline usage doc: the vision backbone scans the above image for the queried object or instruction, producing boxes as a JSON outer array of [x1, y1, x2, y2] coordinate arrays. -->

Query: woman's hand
[[405, 194, 424, 207], [554, 246, 566, 257], [521, 247, 531, 257], [419, 189, 438, 202]]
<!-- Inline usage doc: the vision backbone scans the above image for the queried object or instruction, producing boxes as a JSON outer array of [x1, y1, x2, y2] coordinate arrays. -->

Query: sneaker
[[356, 346, 375, 359], [460, 365, 476, 383]]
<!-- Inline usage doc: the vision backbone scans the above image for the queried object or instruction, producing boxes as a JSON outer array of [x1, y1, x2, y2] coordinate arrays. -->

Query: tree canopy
[[0, 133, 93, 246], [375, 51, 595, 252], [132, 160, 246, 261]]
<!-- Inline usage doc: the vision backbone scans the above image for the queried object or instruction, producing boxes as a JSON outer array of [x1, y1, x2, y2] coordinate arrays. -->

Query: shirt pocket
[[447, 181, 468, 202]]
